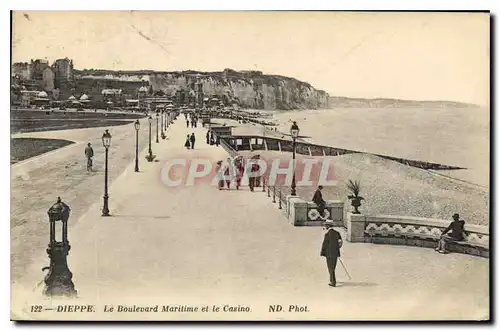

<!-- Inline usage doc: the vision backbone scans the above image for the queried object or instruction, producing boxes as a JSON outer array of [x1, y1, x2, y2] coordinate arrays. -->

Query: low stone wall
[[287, 196, 344, 227], [346, 213, 489, 258]]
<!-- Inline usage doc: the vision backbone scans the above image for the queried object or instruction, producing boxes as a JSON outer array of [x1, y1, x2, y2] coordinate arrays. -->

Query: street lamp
[[134, 120, 140, 172], [290, 121, 300, 196], [43, 197, 77, 297], [156, 112, 160, 143], [102, 129, 112, 216], [161, 110, 166, 139], [146, 115, 155, 162], [163, 110, 167, 131]]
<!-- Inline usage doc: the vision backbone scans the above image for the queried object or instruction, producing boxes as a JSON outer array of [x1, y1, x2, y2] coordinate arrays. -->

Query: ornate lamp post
[[146, 115, 155, 162], [134, 120, 140, 172], [161, 110, 166, 139], [290, 121, 300, 196], [43, 197, 77, 297], [156, 113, 160, 143], [163, 110, 167, 131], [102, 129, 112, 216]]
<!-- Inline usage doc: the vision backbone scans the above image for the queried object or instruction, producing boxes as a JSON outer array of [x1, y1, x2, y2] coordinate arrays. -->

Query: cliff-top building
[[30, 59, 49, 81], [12, 62, 31, 81], [52, 58, 74, 87]]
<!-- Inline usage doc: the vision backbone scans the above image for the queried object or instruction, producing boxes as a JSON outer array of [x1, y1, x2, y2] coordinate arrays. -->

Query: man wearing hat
[[312, 185, 327, 220], [320, 220, 343, 287], [436, 213, 465, 254]]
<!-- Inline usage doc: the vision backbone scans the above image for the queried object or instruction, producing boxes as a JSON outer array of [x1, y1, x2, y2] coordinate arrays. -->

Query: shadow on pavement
[[337, 281, 378, 287], [111, 215, 172, 219]]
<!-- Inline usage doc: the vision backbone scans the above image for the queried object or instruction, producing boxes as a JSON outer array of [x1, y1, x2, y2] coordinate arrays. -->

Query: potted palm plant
[[347, 179, 364, 214]]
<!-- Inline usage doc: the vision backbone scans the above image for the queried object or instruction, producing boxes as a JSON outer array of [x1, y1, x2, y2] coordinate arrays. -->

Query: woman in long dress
[[184, 135, 191, 149], [215, 161, 224, 190], [234, 157, 245, 190]]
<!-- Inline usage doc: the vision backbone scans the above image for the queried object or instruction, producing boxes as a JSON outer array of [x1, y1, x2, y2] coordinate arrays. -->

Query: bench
[[363, 216, 489, 258]]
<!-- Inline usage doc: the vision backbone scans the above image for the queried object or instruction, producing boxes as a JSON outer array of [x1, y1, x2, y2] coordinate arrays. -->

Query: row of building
[[12, 58, 74, 92], [11, 59, 240, 110]]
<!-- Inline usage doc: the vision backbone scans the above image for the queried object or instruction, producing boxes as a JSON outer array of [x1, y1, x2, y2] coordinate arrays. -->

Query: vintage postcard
[[10, 11, 490, 321]]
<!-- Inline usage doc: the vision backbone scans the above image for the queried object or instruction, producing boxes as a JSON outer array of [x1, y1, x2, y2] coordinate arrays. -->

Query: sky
[[12, 11, 490, 106]]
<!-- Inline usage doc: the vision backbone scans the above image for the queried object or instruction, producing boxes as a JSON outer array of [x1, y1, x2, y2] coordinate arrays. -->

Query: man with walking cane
[[321, 219, 343, 287]]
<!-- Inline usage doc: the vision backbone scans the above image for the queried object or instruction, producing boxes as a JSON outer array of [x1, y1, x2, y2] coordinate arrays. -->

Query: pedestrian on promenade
[[247, 160, 260, 192], [224, 158, 232, 190], [215, 161, 224, 190], [215, 135, 220, 147], [186, 119, 190, 128], [313, 185, 327, 220], [436, 213, 465, 254], [235, 158, 244, 190], [84, 142, 94, 171], [190, 133, 196, 149], [206, 131, 210, 144], [321, 220, 343, 287], [184, 135, 191, 149]]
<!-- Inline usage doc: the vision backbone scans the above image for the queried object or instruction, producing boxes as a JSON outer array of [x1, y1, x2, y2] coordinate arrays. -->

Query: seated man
[[436, 213, 465, 254], [312, 185, 327, 220]]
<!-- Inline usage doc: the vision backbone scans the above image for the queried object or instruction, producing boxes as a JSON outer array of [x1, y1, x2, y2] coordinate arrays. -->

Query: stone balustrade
[[286, 196, 344, 227], [346, 213, 489, 258]]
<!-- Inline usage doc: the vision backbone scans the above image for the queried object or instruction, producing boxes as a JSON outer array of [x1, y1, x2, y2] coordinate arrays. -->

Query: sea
[[268, 107, 490, 188]]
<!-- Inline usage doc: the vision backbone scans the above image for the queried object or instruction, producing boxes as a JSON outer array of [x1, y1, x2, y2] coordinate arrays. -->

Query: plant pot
[[350, 197, 363, 214]]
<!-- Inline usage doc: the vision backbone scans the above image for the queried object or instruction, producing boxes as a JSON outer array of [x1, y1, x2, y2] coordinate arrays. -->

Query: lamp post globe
[[290, 122, 299, 196], [102, 129, 112, 216], [134, 120, 140, 172], [102, 129, 112, 148]]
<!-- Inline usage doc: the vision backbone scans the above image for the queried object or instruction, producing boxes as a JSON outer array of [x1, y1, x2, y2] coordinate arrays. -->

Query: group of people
[[206, 130, 220, 147], [314, 185, 468, 287], [185, 113, 198, 128], [184, 133, 196, 150], [214, 157, 262, 191]]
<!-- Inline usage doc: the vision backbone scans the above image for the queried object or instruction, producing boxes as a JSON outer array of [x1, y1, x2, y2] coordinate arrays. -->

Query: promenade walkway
[[11, 118, 489, 321]]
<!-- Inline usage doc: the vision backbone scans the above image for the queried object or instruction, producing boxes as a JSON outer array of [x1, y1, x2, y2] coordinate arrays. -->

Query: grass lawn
[[11, 109, 146, 133], [11, 138, 75, 164]]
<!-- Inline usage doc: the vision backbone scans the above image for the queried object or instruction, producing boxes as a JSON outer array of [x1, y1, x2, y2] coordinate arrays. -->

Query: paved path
[[11, 118, 489, 321]]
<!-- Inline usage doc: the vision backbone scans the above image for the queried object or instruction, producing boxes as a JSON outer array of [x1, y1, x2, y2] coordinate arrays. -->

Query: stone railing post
[[347, 213, 367, 243], [290, 198, 308, 226]]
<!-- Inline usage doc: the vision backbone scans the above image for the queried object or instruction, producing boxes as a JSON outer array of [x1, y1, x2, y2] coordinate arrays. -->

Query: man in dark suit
[[436, 213, 465, 254], [321, 220, 343, 287], [190, 132, 196, 149], [312, 185, 327, 219]]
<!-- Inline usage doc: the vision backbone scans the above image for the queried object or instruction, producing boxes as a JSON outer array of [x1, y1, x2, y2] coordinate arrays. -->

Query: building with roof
[[102, 88, 124, 106], [52, 58, 74, 88], [41, 67, 55, 91], [12, 62, 32, 81], [30, 59, 49, 81]]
